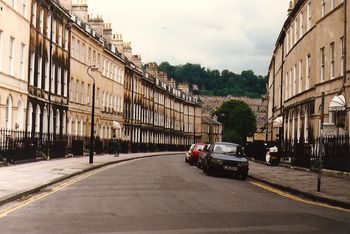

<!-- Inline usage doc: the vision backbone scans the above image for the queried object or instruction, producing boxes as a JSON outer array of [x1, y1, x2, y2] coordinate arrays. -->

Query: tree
[[214, 100, 256, 144]]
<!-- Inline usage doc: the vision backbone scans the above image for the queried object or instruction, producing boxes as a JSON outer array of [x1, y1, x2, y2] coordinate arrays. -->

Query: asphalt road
[[0, 155, 349, 233]]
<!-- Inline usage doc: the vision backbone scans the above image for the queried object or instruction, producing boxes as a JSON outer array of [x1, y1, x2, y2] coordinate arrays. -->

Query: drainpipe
[[343, 0, 347, 86], [280, 36, 285, 150]]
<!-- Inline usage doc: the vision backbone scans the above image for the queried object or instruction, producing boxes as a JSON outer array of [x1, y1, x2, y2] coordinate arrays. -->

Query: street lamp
[[87, 65, 98, 164]]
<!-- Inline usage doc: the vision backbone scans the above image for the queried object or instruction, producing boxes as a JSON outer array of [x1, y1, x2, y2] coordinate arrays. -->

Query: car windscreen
[[195, 145, 205, 150], [213, 144, 239, 154]]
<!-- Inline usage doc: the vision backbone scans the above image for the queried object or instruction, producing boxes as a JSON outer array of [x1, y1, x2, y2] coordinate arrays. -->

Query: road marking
[[0, 161, 130, 218], [250, 181, 350, 213]]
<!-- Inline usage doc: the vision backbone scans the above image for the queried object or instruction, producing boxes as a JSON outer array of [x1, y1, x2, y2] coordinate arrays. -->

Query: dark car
[[202, 142, 249, 179], [197, 144, 210, 169]]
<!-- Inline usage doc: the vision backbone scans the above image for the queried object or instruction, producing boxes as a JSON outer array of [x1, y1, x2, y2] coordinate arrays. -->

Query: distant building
[[201, 115, 223, 143], [267, 0, 349, 142], [201, 96, 267, 132]]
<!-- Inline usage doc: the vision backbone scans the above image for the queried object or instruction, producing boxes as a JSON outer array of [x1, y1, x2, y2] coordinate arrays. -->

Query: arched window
[[62, 111, 67, 135], [55, 109, 60, 135], [67, 117, 72, 135], [49, 108, 54, 134], [6, 95, 13, 130], [35, 105, 41, 133], [43, 107, 48, 134], [27, 103, 33, 133], [17, 99, 24, 130], [80, 118, 83, 137]]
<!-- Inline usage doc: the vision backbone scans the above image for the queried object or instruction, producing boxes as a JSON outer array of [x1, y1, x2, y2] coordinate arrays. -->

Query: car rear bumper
[[210, 164, 249, 174]]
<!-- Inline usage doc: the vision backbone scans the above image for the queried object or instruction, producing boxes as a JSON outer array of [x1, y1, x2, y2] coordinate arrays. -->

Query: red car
[[186, 143, 205, 165]]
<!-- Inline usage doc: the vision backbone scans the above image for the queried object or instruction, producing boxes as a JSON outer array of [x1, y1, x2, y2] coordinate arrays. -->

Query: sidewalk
[[0, 152, 183, 206], [248, 161, 350, 209]]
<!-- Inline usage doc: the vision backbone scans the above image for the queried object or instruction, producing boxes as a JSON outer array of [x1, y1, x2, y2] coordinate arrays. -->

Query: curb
[[0, 152, 184, 207], [248, 174, 350, 210], [249, 159, 350, 179]]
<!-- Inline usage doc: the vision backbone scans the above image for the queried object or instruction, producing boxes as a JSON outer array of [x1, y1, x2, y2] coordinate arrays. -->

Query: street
[[0, 154, 349, 233]]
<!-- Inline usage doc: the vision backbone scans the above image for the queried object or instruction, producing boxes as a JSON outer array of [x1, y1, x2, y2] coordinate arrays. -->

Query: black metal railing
[[0, 129, 190, 164]]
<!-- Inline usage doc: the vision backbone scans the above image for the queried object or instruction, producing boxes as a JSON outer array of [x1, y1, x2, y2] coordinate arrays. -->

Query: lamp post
[[87, 65, 98, 164]]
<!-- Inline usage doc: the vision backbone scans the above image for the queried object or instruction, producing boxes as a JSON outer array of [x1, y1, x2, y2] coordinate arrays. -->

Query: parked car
[[185, 144, 195, 163], [197, 144, 211, 169], [265, 146, 280, 166], [202, 142, 249, 179], [187, 143, 206, 165]]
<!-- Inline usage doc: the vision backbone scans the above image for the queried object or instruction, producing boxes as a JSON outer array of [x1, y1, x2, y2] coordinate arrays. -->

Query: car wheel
[[240, 173, 248, 180], [205, 164, 212, 176]]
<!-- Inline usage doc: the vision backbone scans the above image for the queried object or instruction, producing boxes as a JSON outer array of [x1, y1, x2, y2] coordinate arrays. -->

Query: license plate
[[224, 166, 238, 171]]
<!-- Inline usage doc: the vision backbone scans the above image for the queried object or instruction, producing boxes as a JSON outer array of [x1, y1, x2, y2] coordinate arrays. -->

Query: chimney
[[287, 0, 294, 15], [58, 0, 72, 10], [111, 33, 124, 52], [72, 0, 88, 22], [132, 54, 142, 69], [88, 14, 104, 36], [122, 42, 133, 60], [103, 23, 113, 41], [145, 63, 158, 78]]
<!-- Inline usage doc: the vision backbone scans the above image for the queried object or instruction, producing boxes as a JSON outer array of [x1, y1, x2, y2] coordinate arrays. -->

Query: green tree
[[214, 100, 256, 144]]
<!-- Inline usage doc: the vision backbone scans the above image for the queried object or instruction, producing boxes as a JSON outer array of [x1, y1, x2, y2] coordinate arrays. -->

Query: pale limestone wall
[[69, 25, 124, 139], [0, 0, 30, 130], [267, 0, 350, 140]]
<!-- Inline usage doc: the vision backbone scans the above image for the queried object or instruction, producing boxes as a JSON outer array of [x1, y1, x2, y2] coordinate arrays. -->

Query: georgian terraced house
[[267, 0, 349, 143], [0, 0, 31, 131], [0, 0, 203, 158]]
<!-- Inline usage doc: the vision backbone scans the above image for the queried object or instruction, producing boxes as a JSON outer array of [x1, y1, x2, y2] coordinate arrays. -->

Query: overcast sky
[[87, 0, 290, 76]]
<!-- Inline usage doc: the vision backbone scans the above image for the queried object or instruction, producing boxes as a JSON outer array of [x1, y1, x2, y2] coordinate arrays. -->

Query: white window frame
[[39, 7, 44, 34], [0, 31, 2, 71], [298, 59, 303, 93], [52, 20, 56, 43], [44, 59, 49, 91], [330, 42, 335, 79], [22, 0, 27, 17], [63, 70, 68, 97], [307, 1, 311, 30], [320, 47, 325, 82], [306, 54, 311, 89], [321, 0, 325, 17], [9, 36, 15, 76], [20, 43, 25, 80], [340, 37, 344, 75], [81, 82, 84, 104], [64, 29, 68, 50], [330, 0, 335, 10], [299, 11, 303, 39], [51, 64, 55, 93], [37, 55, 42, 89], [57, 66, 61, 95], [32, 2, 37, 27], [58, 24, 62, 47], [29, 52, 35, 85]]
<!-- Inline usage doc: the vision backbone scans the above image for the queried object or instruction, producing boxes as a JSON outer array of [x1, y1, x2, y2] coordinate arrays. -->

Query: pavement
[[0, 152, 349, 210], [248, 160, 350, 209]]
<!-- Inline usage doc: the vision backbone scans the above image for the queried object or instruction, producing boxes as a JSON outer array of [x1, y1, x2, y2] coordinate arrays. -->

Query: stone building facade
[[27, 0, 71, 137], [0, 0, 202, 154], [267, 0, 349, 142], [0, 0, 31, 130]]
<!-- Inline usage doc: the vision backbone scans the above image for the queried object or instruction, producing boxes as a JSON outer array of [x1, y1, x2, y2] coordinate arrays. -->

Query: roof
[[202, 116, 222, 125]]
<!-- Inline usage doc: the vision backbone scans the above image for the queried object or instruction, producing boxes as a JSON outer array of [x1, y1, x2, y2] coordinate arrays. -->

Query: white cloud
[[87, 0, 290, 75]]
